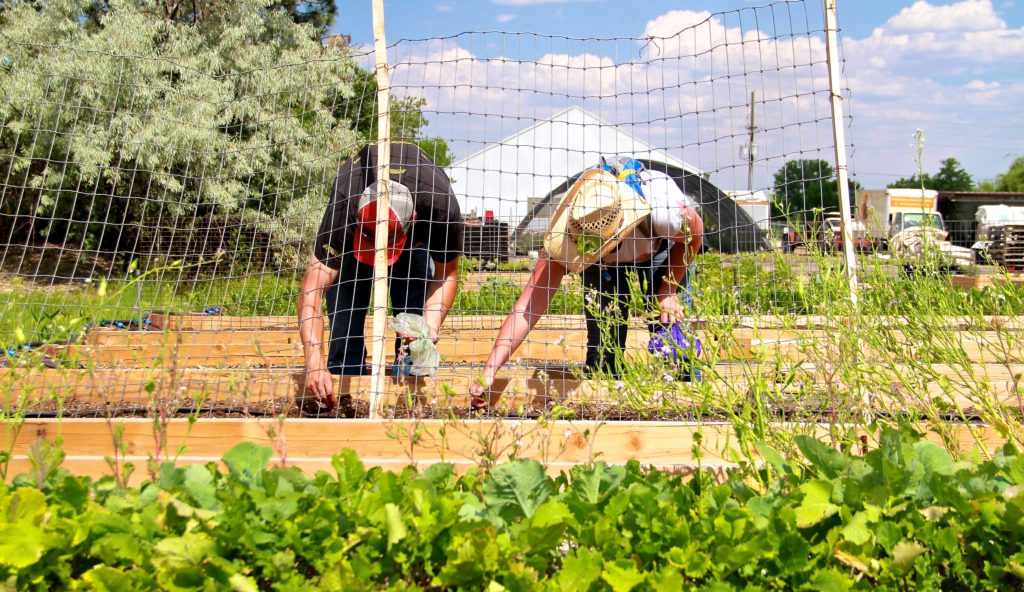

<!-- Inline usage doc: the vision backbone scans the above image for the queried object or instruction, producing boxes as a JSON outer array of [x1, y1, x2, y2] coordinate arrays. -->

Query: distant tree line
[[770, 155, 1024, 222], [979, 157, 1024, 193]]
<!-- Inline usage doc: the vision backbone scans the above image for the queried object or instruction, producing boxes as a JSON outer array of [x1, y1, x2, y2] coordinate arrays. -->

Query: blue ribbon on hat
[[596, 157, 645, 198], [616, 158, 645, 198]]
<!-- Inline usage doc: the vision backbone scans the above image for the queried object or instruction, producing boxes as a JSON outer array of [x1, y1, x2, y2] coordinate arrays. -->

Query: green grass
[[695, 251, 1024, 316], [6, 250, 1024, 347], [0, 274, 302, 346]]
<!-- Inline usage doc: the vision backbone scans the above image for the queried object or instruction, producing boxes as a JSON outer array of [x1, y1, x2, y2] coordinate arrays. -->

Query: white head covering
[[643, 170, 697, 238]]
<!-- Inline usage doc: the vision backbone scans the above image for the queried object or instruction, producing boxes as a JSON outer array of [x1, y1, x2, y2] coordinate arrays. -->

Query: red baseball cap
[[352, 180, 416, 266]]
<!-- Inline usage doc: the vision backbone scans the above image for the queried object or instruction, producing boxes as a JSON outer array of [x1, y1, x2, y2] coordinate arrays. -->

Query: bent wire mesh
[[0, 0, 854, 419]]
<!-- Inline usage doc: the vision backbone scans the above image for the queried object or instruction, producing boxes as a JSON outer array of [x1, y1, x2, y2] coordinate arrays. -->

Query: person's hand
[[657, 291, 686, 324], [469, 381, 489, 411], [397, 325, 439, 344], [304, 365, 335, 410]]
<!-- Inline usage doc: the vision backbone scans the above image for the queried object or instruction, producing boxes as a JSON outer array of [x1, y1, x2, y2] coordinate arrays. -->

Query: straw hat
[[544, 168, 651, 272]]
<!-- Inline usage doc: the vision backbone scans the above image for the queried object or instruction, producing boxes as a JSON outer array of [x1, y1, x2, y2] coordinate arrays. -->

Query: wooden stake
[[824, 0, 859, 305], [369, 0, 391, 419]]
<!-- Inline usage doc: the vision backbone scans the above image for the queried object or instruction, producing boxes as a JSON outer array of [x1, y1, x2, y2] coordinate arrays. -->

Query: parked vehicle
[[856, 188, 944, 246], [823, 214, 871, 251]]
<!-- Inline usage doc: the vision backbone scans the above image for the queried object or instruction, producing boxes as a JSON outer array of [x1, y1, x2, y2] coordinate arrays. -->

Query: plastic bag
[[408, 338, 439, 376], [391, 313, 439, 376], [391, 312, 431, 339], [648, 323, 701, 362]]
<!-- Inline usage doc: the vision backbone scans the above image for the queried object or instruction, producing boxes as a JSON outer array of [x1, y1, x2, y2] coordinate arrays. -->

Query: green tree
[[329, 65, 454, 165], [331, 67, 432, 142], [79, 0, 337, 33], [994, 157, 1024, 192], [0, 0, 358, 264], [888, 157, 973, 192], [933, 157, 973, 191], [771, 159, 858, 219], [273, 0, 337, 33], [413, 137, 455, 167], [887, 174, 931, 190]]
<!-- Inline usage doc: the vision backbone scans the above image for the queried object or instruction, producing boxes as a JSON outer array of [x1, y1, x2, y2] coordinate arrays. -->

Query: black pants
[[324, 248, 432, 375], [580, 247, 673, 377]]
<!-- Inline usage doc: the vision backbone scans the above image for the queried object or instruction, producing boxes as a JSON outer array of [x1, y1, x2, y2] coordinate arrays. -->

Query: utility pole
[[746, 90, 757, 192]]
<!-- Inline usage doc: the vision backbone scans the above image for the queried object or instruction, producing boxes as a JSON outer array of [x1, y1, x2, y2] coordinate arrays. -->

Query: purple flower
[[648, 323, 702, 362]]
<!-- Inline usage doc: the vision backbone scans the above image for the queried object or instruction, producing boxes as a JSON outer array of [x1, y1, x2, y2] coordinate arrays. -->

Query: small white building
[[446, 106, 703, 225], [728, 190, 771, 230]]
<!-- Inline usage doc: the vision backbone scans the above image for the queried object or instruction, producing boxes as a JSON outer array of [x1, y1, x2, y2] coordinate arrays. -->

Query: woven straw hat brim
[[544, 168, 651, 273]]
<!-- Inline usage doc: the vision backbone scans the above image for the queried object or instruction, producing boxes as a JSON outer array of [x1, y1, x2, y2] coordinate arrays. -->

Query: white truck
[[855, 188, 973, 267], [822, 214, 869, 251], [855, 188, 944, 244]]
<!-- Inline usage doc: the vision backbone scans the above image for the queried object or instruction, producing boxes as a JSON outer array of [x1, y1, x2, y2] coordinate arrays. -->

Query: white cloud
[[435, 3, 452, 12], [379, 1, 1022, 193], [384, 9, 835, 191], [495, 13, 517, 23], [643, 10, 713, 39], [838, 0, 1023, 187], [966, 79, 1001, 90], [885, 0, 1004, 32]]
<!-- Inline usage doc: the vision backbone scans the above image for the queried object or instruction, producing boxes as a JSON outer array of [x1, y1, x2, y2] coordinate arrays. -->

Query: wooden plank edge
[[5, 418, 1008, 470]]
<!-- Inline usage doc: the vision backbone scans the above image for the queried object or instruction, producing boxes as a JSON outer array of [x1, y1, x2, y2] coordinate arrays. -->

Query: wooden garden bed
[[3, 314, 1021, 485], [949, 273, 1024, 291], [3, 418, 1008, 485], [148, 314, 1024, 332], [4, 363, 1023, 417]]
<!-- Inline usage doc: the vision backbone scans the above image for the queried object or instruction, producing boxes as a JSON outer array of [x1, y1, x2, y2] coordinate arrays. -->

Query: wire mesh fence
[[5, 0, 1020, 422]]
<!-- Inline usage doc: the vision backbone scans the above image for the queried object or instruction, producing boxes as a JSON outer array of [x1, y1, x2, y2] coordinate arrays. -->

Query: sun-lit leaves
[[0, 428, 1022, 588]]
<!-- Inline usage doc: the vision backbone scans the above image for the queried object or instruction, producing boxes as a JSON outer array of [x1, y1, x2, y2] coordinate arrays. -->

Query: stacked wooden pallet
[[987, 224, 1024, 270]]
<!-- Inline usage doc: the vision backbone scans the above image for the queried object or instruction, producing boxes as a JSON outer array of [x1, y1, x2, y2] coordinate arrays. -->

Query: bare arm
[[656, 206, 704, 322], [421, 256, 460, 340], [298, 254, 340, 405], [472, 253, 567, 400]]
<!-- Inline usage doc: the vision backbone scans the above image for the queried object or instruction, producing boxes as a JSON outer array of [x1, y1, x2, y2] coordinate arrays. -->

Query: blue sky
[[330, 1, 1024, 192], [333, 1, 1021, 43]]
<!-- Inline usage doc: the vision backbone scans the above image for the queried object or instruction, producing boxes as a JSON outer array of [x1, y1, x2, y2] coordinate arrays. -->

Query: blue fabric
[[617, 158, 646, 198], [648, 323, 701, 362]]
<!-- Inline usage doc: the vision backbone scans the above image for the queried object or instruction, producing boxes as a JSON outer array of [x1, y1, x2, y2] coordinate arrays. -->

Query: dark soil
[[17, 392, 992, 423]]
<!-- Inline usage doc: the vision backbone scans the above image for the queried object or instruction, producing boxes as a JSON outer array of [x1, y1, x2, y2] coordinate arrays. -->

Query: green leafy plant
[[576, 231, 603, 256], [1, 429, 1023, 589]]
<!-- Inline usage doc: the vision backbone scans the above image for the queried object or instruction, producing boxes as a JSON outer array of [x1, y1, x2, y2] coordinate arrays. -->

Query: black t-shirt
[[314, 143, 463, 269]]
